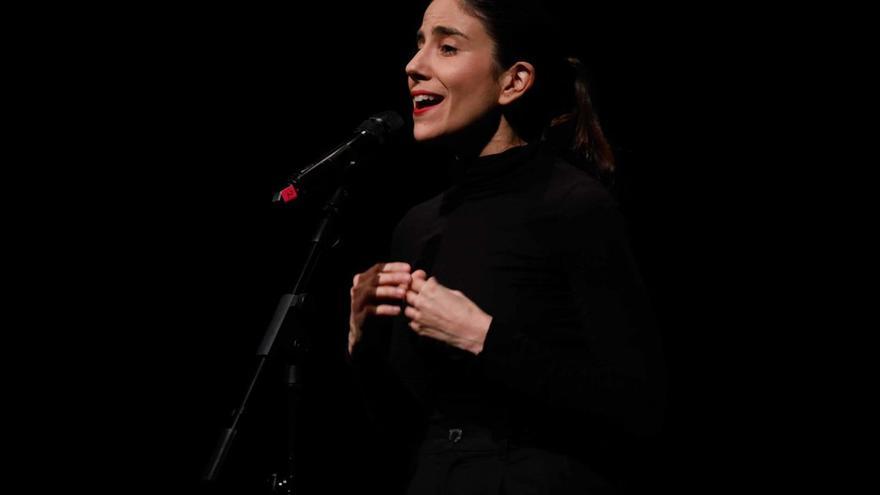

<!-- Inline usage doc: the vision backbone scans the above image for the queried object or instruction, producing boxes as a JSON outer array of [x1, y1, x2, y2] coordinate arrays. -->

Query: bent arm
[[476, 197, 667, 436]]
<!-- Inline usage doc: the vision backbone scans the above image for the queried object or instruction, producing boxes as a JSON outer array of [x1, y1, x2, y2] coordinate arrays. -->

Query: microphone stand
[[203, 174, 352, 493]]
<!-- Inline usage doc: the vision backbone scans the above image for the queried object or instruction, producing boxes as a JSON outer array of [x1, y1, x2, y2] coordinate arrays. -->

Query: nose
[[405, 49, 429, 83]]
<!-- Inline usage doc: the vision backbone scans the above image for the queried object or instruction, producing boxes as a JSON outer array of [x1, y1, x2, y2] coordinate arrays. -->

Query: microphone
[[273, 111, 405, 204]]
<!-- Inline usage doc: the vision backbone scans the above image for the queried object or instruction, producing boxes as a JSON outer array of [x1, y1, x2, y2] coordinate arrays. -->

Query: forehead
[[420, 0, 486, 39]]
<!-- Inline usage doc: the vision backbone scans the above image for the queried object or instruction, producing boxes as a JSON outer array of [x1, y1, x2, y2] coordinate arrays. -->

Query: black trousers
[[405, 423, 618, 495]]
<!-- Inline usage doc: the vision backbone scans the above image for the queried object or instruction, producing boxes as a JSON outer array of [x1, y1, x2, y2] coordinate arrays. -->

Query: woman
[[348, 0, 667, 493]]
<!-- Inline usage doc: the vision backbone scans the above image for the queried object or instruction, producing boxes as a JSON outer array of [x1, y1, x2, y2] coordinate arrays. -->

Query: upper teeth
[[414, 94, 439, 103]]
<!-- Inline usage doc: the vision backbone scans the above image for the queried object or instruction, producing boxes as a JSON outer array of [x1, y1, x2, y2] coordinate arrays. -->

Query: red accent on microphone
[[280, 185, 298, 203]]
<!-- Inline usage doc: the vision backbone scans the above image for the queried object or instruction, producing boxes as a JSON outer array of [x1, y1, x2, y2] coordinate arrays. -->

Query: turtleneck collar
[[441, 140, 545, 210], [448, 140, 541, 188]]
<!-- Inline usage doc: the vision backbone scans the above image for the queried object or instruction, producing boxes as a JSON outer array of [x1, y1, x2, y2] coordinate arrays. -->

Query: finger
[[378, 272, 412, 286], [411, 275, 426, 292], [413, 269, 427, 280], [374, 286, 407, 299], [353, 273, 361, 286], [410, 323, 441, 340], [406, 290, 419, 306], [404, 305, 420, 320], [374, 304, 402, 316], [382, 262, 411, 273]]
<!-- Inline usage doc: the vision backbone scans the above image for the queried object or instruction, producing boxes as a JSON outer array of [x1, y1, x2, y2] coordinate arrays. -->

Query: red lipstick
[[411, 90, 445, 116]]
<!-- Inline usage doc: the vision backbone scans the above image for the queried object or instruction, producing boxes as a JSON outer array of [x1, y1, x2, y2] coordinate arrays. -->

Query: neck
[[440, 109, 528, 161], [478, 117, 527, 156]]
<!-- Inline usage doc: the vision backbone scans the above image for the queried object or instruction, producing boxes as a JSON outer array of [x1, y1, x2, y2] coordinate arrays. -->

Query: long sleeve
[[476, 188, 667, 437]]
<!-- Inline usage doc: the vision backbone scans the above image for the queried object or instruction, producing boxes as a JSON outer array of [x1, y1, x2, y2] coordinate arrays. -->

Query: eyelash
[[414, 44, 458, 55]]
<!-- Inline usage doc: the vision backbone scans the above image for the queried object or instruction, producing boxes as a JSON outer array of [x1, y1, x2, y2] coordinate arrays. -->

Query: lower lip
[[413, 100, 443, 116]]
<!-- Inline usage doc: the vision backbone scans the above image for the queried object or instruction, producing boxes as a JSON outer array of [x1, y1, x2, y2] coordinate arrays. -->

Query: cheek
[[446, 68, 499, 115], [448, 86, 497, 125]]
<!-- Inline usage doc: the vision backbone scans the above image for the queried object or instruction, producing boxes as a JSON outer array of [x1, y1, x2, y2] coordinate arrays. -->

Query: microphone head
[[355, 111, 405, 144]]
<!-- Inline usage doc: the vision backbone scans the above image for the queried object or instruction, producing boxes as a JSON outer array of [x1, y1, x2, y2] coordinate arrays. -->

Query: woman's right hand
[[348, 262, 412, 355]]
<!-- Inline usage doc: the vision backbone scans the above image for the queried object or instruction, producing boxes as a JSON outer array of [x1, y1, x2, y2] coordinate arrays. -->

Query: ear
[[498, 61, 535, 106]]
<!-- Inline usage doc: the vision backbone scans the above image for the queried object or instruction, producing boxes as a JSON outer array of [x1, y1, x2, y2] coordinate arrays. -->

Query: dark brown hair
[[457, 0, 616, 185]]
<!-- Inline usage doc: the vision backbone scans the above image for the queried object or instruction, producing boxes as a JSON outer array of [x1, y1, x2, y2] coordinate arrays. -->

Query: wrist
[[468, 314, 492, 355]]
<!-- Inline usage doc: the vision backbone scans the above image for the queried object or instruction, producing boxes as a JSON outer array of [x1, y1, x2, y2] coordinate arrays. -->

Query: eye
[[440, 45, 458, 55]]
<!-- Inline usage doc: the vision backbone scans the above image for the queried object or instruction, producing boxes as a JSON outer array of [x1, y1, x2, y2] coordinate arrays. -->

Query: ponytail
[[458, 0, 616, 187], [545, 57, 616, 188]]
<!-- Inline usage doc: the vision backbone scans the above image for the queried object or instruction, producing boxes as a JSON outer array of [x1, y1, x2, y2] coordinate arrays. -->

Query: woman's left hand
[[404, 270, 493, 355]]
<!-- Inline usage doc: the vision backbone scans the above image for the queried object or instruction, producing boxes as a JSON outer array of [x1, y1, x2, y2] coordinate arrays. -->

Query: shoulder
[[538, 148, 619, 217], [533, 150, 632, 256]]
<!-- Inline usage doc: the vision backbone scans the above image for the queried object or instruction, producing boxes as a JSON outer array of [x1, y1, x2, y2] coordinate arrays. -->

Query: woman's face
[[405, 0, 502, 142]]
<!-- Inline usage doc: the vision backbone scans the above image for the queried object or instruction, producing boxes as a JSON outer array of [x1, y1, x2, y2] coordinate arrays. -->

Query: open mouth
[[413, 94, 445, 110]]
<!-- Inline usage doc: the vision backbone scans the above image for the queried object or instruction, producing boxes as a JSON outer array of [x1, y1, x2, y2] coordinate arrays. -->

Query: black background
[[37, 2, 785, 492]]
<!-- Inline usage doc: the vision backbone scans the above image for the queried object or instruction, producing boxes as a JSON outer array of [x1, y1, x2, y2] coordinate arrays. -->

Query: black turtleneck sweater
[[352, 139, 666, 460]]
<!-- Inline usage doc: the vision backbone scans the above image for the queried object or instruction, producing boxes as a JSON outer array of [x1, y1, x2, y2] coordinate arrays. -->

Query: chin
[[413, 125, 441, 142]]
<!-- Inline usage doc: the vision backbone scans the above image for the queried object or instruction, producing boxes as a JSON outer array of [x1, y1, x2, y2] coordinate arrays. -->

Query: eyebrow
[[416, 25, 470, 44]]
